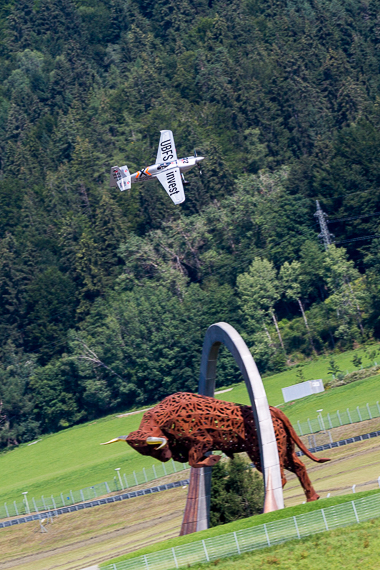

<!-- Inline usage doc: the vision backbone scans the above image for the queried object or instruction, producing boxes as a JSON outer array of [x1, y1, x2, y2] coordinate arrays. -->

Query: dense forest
[[2, 0, 380, 447]]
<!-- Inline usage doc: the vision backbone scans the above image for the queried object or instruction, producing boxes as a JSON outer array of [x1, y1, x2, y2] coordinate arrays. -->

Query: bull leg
[[286, 453, 319, 502], [188, 431, 220, 468]]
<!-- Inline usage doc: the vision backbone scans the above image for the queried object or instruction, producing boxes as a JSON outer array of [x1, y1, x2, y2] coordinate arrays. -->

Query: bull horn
[[100, 435, 128, 445], [146, 436, 167, 450]]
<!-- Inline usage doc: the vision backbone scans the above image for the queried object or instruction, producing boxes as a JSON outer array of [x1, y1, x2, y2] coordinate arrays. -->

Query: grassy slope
[[225, 374, 380, 424], [1, 346, 378, 504], [0, 411, 157, 503], [281, 374, 380, 423], [188, 517, 380, 570], [220, 347, 380, 422], [101, 488, 380, 566]]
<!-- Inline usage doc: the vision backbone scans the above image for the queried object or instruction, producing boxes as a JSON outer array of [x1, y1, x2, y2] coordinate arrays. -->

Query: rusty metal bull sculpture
[[102, 392, 330, 502]]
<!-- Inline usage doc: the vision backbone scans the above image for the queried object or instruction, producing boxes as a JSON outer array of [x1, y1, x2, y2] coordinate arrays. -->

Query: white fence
[[294, 401, 380, 436], [0, 458, 188, 520], [102, 493, 380, 570]]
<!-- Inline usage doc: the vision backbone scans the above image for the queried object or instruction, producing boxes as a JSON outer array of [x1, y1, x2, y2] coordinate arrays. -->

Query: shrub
[[210, 455, 264, 527]]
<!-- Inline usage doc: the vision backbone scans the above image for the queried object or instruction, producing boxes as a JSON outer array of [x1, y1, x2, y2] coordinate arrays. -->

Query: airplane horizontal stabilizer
[[110, 165, 131, 191]]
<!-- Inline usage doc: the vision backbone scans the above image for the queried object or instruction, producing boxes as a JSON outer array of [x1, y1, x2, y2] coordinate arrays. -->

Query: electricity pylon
[[314, 200, 334, 250]]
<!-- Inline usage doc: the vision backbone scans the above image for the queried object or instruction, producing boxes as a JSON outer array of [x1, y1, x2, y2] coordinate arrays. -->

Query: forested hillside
[[2, 0, 380, 448]]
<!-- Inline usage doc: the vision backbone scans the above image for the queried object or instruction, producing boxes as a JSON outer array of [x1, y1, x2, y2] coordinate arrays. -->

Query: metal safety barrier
[[0, 459, 189, 520], [296, 429, 380, 456], [0, 479, 190, 529], [102, 492, 380, 570]]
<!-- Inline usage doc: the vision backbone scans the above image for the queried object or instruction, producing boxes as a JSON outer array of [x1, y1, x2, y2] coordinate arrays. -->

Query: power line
[[335, 234, 380, 245], [329, 211, 380, 223], [310, 187, 378, 202]]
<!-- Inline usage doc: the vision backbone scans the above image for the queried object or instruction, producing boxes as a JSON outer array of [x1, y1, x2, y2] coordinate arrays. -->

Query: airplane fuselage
[[131, 156, 204, 183], [110, 130, 204, 205]]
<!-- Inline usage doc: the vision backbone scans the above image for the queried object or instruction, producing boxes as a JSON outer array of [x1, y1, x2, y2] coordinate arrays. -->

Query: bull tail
[[271, 407, 331, 463]]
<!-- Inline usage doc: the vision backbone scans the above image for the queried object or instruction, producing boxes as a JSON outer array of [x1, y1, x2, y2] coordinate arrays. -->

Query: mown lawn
[[188, 517, 380, 570], [219, 346, 380, 424], [223, 373, 380, 424], [101, 489, 380, 566], [0, 346, 378, 505], [0, 410, 161, 504]]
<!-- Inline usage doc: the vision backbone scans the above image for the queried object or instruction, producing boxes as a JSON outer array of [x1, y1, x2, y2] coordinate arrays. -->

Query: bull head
[[101, 427, 171, 461]]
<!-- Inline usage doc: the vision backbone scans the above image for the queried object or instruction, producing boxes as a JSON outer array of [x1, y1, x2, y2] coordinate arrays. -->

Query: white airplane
[[110, 130, 204, 205]]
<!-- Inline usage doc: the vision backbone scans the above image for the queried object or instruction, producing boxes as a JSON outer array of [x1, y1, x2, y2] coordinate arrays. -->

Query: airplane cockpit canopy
[[157, 162, 171, 170]]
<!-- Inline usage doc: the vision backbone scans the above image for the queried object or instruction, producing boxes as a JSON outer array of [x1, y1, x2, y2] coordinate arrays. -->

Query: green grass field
[[223, 373, 380, 424], [0, 411, 161, 504], [1, 346, 379, 505], [188, 518, 380, 570], [101, 488, 380, 566], [281, 374, 380, 423], [219, 346, 380, 423]]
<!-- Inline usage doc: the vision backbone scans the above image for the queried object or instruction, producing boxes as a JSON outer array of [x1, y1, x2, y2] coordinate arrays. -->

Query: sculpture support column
[[180, 465, 212, 535], [180, 322, 284, 535]]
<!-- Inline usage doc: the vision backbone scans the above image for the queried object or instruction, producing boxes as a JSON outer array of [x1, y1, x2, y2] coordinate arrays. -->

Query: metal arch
[[180, 322, 284, 535]]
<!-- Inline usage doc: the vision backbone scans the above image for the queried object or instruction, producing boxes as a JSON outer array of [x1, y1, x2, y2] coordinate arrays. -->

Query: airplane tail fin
[[110, 165, 131, 191]]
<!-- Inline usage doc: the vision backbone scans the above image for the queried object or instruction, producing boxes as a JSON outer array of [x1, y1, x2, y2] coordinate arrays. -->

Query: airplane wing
[[156, 130, 177, 164], [156, 167, 185, 205]]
